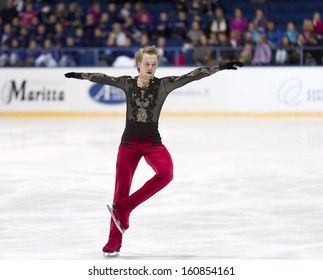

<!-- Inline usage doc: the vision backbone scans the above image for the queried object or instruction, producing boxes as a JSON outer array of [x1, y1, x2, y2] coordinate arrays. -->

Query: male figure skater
[[65, 46, 243, 254]]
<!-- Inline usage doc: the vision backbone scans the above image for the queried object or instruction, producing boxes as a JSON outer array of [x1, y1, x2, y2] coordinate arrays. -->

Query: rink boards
[[0, 67, 323, 117]]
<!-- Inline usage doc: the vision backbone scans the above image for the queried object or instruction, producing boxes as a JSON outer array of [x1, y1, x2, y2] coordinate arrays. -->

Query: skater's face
[[138, 54, 158, 80]]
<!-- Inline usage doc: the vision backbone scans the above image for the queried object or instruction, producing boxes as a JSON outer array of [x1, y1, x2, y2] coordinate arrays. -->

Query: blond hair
[[135, 45, 161, 72]]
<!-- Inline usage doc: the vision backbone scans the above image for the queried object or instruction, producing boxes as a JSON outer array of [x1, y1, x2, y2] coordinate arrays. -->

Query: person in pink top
[[312, 12, 323, 39], [20, 2, 37, 26], [133, 2, 153, 25], [87, 1, 101, 26], [230, 8, 248, 34]]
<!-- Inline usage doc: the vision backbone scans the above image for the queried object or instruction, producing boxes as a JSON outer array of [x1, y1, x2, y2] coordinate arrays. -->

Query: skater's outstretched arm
[[64, 72, 130, 88], [162, 61, 243, 94]]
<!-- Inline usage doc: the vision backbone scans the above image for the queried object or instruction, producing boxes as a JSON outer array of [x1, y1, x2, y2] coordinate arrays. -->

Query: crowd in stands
[[0, 0, 323, 67]]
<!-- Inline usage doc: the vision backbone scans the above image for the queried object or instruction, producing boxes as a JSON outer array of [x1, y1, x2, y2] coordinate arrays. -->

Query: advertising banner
[[1, 67, 323, 116], [228, 67, 323, 113]]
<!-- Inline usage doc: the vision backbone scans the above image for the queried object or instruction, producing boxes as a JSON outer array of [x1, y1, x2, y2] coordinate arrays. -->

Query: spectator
[[275, 36, 291, 65], [98, 12, 112, 37], [0, 17, 3, 35], [191, 14, 206, 30], [83, 14, 96, 46], [23, 39, 41, 66], [312, 12, 323, 40], [302, 19, 318, 45], [46, 14, 58, 37], [252, 34, 272, 65], [156, 36, 171, 66], [247, 21, 260, 43], [59, 36, 78, 66], [28, 16, 41, 38], [52, 22, 65, 47], [87, 1, 101, 26], [154, 11, 173, 39], [18, 26, 30, 48], [112, 37, 136, 67], [171, 10, 189, 40], [14, 0, 24, 14], [54, 2, 68, 27], [230, 8, 248, 35], [192, 34, 216, 66], [0, 0, 19, 24], [301, 19, 319, 64], [139, 32, 150, 47], [187, 20, 205, 46], [20, 2, 37, 26], [108, 22, 128, 47], [253, 8, 267, 33], [132, 3, 154, 35], [123, 17, 142, 45], [266, 20, 282, 48], [217, 32, 234, 63], [99, 37, 114, 65], [0, 43, 10, 66], [10, 16, 20, 37], [32, 0, 45, 13], [188, 0, 204, 16], [133, 2, 153, 26], [239, 31, 254, 64], [284, 22, 298, 45], [208, 32, 218, 45], [88, 27, 104, 47], [74, 26, 86, 47], [207, 7, 229, 36], [107, 3, 119, 23], [38, 3, 52, 26], [289, 33, 315, 65], [35, 38, 57, 67], [66, 2, 83, 28], [1, 23, 13, 45], [33, 23, 47, 46], [118, 2, 132, 23], [229, 30, 242, 48], [173, 0, 188, 13], [9, 38, 24, 66]]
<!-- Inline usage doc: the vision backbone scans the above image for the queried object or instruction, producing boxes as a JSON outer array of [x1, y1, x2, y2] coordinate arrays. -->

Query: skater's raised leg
[[117, 143, 173, 212]]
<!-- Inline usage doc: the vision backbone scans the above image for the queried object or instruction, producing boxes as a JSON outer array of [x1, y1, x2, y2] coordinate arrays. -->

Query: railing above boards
[[1, 46, 323, 67]]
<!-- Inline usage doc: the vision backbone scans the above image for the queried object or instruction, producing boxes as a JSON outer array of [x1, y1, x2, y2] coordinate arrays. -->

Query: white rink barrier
[[0, 67, 323, 117]]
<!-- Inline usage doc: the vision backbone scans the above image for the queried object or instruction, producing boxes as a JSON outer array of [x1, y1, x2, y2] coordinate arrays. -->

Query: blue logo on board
[[89, 84, 126, 105], [277, 78, 302, 107]]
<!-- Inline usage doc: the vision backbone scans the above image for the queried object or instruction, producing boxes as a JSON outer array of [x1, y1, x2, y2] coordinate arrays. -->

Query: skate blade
[[103, 251, 120, 258], [103, 247, 120, 258], [107, 204, 125, 234]]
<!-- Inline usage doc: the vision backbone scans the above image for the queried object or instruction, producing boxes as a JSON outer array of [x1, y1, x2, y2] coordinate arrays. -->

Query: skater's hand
[[219, 61, 243, 70], [64, 72, 84, 79]]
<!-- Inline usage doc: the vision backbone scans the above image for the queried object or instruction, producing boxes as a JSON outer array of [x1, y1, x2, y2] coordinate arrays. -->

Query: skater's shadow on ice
[[114, 254, 213, 260]]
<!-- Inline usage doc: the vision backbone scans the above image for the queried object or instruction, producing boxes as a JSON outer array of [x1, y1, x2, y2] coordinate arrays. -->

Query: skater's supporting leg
[[104, 144, 142, 251], [113, 144, 142, 203], [102, 220, 122, 253]]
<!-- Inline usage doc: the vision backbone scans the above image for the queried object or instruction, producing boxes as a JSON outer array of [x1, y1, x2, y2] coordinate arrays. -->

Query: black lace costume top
[[82, 66, 220, 145]]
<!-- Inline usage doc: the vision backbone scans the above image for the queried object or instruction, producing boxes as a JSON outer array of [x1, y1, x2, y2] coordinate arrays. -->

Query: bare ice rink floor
[[0, 117, 323, 260]]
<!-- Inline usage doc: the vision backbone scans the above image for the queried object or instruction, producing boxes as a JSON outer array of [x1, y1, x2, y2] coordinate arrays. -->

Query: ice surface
[[0, 117, 323, 260]]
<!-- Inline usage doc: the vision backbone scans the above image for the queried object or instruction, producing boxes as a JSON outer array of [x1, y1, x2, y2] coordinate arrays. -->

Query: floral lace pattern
[[81, 66, 221, 144], [128, 78, 160, 123]]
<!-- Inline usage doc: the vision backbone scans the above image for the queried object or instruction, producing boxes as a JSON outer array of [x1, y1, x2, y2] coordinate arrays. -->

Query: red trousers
[[109, 140, 174, 240]]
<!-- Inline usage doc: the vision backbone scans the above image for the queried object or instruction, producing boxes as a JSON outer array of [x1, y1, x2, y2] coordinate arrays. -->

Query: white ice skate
[[107, 204, 125, 234], [103, 249, 120, 258]]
